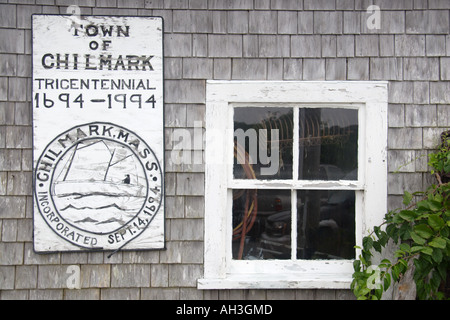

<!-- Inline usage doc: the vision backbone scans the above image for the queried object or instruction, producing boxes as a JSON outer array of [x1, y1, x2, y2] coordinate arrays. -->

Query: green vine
[[351, 131, 450, 300]]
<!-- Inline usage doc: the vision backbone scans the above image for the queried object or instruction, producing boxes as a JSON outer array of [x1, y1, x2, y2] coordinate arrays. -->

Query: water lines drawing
[[51, 138, 148, 234]]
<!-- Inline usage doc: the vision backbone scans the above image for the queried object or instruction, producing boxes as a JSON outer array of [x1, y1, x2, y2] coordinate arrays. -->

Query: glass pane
[[297, 190, 355, 260], [232, 189, 291, 260], [298, 108, 358, 180], [234, 107, 293, 179]]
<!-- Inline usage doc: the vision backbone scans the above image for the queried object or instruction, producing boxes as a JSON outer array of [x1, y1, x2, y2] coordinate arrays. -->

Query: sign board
[[32, 15, 165, 253]]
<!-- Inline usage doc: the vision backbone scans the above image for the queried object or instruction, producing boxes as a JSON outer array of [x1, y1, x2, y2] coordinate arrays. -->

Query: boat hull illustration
[[53, 180, 146, 198]]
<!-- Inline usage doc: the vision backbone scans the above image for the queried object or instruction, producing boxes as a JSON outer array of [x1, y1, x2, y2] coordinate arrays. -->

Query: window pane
[[299, 108, 358, 180], [234, 107, 293, 179], [297, 190, 355, 260], [232, 189, 291, 260]]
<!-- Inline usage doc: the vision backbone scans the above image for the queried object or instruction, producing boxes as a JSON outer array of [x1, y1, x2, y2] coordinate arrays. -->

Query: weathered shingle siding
[[0, 0, 449, 300]]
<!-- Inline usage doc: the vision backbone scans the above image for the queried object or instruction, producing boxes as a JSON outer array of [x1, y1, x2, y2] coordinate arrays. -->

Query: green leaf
[[415, 213, 430, 221], [410, 231, 427, 245], [432, 248, 443, 263], [374, 288, 383, 300], [421, 252, 433, 264], [414, 224, 434, 239], [374, 226, 381, 237], [386, 224, 399, 242], [430, 270, 442, 291], [445, 162, 450, 173], [363, 236, 373, 252], [353, 259, 361, 272], [417, 200, 430, 211], [373, 241, 382, 253], [399, 210, 417, 222], [428, 214, 445, 231], [403, 191, 413, 206], [362, 250, 372, 265], [432, 192, 443, 203], [378, 231, 389, 247], [360, 254, 367, 266], [399, 243, 411, 253], [399, 223, 411, 240], [411, 245, 426, 253], [358, 287, 372, 297], [413, 258, 423, 275], [399, 259, 408, 268], [421, 246, 433, 256], [428, 200, 443, 212], [393, 212, 404, 224], [437, 263, 447, 281], [441, 226, 449, 238], [429, 237, 446, 249], [379, 259, 391, 269], [384, 273, 391, 290], [394, 249, 405, 258], [392, 264, 401, 281]]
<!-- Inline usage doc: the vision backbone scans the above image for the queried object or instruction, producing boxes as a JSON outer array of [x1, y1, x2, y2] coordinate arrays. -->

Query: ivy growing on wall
[[352, 131, 450, 300]]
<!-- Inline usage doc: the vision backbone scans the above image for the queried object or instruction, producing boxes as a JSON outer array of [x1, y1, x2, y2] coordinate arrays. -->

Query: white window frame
[[199, 81, 388, 290]]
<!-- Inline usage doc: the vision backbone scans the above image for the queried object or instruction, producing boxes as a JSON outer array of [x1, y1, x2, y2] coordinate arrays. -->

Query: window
[[199, 81, 388, 289]]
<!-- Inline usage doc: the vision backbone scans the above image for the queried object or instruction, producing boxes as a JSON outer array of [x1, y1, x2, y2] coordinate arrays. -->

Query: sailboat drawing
[[51, 138, 148, 234]]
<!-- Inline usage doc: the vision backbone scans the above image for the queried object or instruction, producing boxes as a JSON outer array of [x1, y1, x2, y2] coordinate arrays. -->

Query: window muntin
[[231, 105, 359, 262]]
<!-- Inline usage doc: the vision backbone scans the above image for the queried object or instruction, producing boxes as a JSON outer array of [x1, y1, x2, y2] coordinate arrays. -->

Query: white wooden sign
[[32, 15, 165, 253]]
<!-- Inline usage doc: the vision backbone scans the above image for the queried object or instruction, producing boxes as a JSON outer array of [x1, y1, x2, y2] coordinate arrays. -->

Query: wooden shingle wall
[[0, 0, 449, 300]]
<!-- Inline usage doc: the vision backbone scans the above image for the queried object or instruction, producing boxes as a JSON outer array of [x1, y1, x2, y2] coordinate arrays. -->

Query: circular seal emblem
[[34, 122, 163, 250]]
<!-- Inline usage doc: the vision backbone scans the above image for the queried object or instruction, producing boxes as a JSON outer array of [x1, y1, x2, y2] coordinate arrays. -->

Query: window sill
[[198, 273, 352, 290]]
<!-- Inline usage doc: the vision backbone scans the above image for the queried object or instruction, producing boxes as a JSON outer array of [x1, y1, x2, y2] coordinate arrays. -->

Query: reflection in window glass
[[232, 189, 291, 260], [297, 190, 355, 260], [234, 107, 293, 180], [231, 107, 358, 261], [299, 108, 358, 180]]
